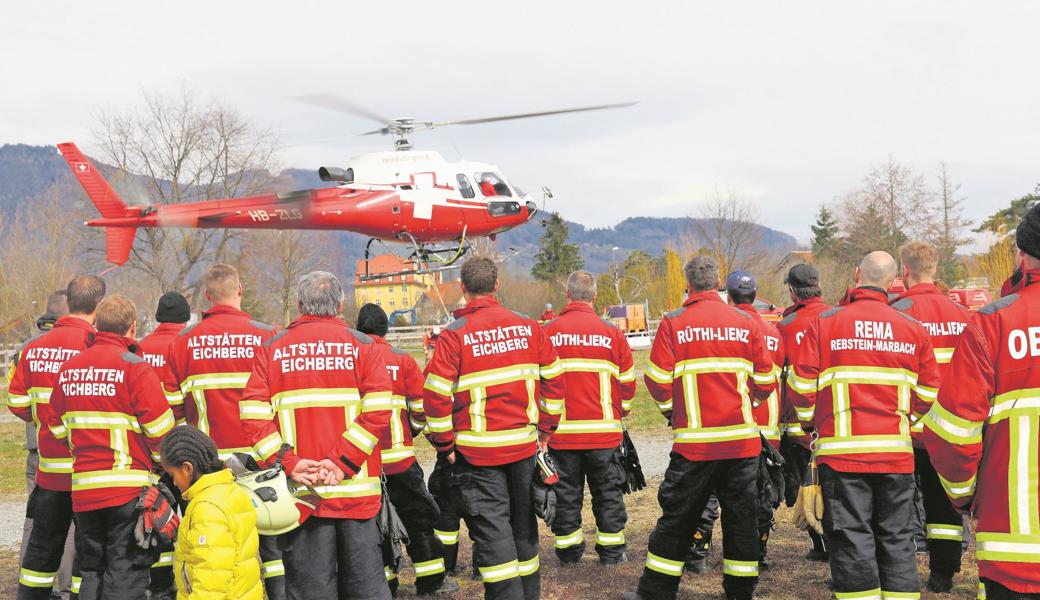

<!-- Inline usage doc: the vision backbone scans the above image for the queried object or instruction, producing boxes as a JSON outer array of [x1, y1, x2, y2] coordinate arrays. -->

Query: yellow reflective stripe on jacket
[[817, 366, 919, 388], [164, 389, 184, 407], [554, 419, 623, 435], [988, 389, 1040, 425], [215, 446, 258, 461], [272, 388, 361, 410], [456, 426, 536, 448], [456, 364, 540, 392], [674, 423, 760, 444], [361, 391, 395, 413], [240, 401, 275, 421], [815, 435, 912, 455], [181, 372, 252, 391], [49, 421, 69, 440], [72, 469, 155, 491], [645, 360, 672, 385], [938, 471, 976, 499], [343, 422, 379, 454], [673, 357, 752, 376], [253, 432, 284, 462], [38, 456, 74, 474], [788, 372, 817, 394], [557, 358, 621, 378], [976, 532, 1040, 563], [424, 373, 454, 396], [142, 410, 175, 438], [7, 393, 31, 408], [923, 402, 983, 445], [1008, 415, 1040, 535], [63, 411, 142, 432], [619, 367, 635, 383], [28, 387, 52, 402], [381, 446, 416, 464], [308, 476, 381, 499], [426, 414, 453, 433], [539, 396, 564, 415], [934, 347, 955, 364], [540, 359, 564, 380]]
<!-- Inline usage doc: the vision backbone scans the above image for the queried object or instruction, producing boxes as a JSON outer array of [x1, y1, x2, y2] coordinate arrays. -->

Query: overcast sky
[[2, 1, 1038, 244]]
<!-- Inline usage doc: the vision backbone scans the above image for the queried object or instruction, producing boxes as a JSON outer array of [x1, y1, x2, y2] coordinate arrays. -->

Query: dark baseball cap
[[725, 270, 757, 293], [785, 264, 820, 287]]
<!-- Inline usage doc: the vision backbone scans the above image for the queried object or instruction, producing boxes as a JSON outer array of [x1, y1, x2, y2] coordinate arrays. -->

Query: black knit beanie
[[1016, 203, 1040, 260], [356, 303, 389, 337], [155, 291, 191, 324]]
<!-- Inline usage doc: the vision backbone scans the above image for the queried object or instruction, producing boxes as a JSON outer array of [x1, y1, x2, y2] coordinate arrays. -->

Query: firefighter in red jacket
[[47, 294, 176, 600], [775, 263, 831, 562], [241, 271, 394, 600], [542, 271, 635, 566], [9, 275, 105, 600], [890, 241, 971, 593], [139, 291, 190, 370], [622, 256, 776, 600], [355, 303, 458, 597], [924, 206, 1040, 600], [686, 270, 785, 573], [423, 257, 565, 600], [161, 264, 284, 599], [788, 251, 941, 600]]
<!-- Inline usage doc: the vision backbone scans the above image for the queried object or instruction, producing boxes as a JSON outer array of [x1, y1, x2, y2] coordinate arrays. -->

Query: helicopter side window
[[456, 174, 475, 199], [474, 172, 512, 198]]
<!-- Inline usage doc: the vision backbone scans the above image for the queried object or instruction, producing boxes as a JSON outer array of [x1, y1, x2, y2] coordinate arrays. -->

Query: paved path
[[0, 432, 676, 549]]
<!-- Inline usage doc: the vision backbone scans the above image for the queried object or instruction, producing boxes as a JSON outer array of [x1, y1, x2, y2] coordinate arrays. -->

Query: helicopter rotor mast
[[291, 94, 637, 151]]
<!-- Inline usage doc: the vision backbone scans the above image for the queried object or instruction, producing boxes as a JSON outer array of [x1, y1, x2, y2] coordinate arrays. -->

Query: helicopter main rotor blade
[[290, 94, 396, 126], [429, 101, 638, 128]]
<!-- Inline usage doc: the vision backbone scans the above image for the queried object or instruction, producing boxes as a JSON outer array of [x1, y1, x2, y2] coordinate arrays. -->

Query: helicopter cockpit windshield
[[475, 172, 512, 197]]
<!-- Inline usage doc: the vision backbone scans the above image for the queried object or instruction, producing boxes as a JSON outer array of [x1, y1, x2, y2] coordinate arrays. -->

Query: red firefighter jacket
[[788, 287, 941, 474], [241, 315, 393, 520], [644, 291, 776, 461], [139, 322, 185, 371], [735, 303, 785, 449], [163, 305, 275, 458], [890, 283, 970, 446], [923, 272, 1040, 593], [369, 335, 425, 475], [776, 297, 832, 449], [423, 296, 565, 466], [542, 302, 636, 450], [46, 332, 175, 512], [7, 316, 94, 491]]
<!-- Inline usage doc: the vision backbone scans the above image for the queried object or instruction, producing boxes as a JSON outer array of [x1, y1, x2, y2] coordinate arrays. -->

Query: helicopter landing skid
[[358, 233, 471, 282]]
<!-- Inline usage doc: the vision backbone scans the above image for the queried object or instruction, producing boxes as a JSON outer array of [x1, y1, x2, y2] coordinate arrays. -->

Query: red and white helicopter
[[59, 95, 634, 280]]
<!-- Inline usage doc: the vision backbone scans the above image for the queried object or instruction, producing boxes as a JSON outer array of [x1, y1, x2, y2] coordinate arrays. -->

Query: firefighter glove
[[134, 483, 180, 550]]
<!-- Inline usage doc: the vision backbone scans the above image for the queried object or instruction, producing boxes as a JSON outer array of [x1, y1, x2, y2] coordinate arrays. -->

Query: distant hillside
[[0, 144, 800, 278]]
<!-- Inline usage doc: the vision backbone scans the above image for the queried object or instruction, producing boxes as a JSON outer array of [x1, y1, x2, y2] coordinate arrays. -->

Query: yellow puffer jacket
[[175, 469, 263, 600]]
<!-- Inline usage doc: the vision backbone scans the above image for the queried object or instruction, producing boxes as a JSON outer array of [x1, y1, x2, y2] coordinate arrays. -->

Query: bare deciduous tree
[[687, 191, 765, 277], [240, 230, 339, 327], [93, 89, 279, 298]]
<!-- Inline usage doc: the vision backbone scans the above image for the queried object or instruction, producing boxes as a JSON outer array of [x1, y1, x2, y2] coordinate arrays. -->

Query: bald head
[[857, 251, 898, 290]]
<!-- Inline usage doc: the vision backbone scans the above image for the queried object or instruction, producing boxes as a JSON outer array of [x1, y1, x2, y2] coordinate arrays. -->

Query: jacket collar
[[891, 282, 942, 304], [203, 304, 251, 320], [1001, 268, 1040, 297], [88, 330, 138, 351], [152, 322, 186, 335], [843, 286, 889, 305], [560, 301, 596, 316], [368, 334, 388, 346], [682, 290, 725, 307], [288, 314, 348, 329], [55, 315, 95, 332], [454, 295, 500, 319], [781, 295, 826, 317], [734, 303, 762, 320], [183, 469, 234, 501]]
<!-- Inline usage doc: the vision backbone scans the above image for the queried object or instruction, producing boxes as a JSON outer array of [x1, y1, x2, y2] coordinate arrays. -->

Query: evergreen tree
[[531, 212, 583, 284], [933, 163, 971, 285], [810, 206, 841, 259]]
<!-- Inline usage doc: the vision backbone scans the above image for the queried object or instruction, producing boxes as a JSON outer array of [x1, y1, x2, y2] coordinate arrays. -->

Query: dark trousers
[[17, 487, 82, 600], [429, 454, 468, 573], [820, 465, 919, 598], [74, 498, 155, 600], [549, 447, 628, 563], [636, 454, 760, 600], [983, 578, 1040, 600], [451, 454, 539, 600], [260, 535, 286, 600], [689, 456, 775, 564], [914, 448, 964, 575], [281, 516, 391, 600], [781, 442, 828, 557], [386, 462, 447, 594]]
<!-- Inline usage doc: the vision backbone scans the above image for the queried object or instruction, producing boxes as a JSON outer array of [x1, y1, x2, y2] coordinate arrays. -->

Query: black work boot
[[927, 572, 955, 593], [621, 592, 651, 600], [556, 540, 587, 565], [685, 530, 711, 574], [419, 577, 460, 596]]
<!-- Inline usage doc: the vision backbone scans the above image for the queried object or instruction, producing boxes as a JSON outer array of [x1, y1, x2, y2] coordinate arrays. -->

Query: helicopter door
[[408, 173, 437, 220]]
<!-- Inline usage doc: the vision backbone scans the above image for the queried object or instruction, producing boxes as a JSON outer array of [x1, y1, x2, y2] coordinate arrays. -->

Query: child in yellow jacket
[[161, 426, 263, 600]]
